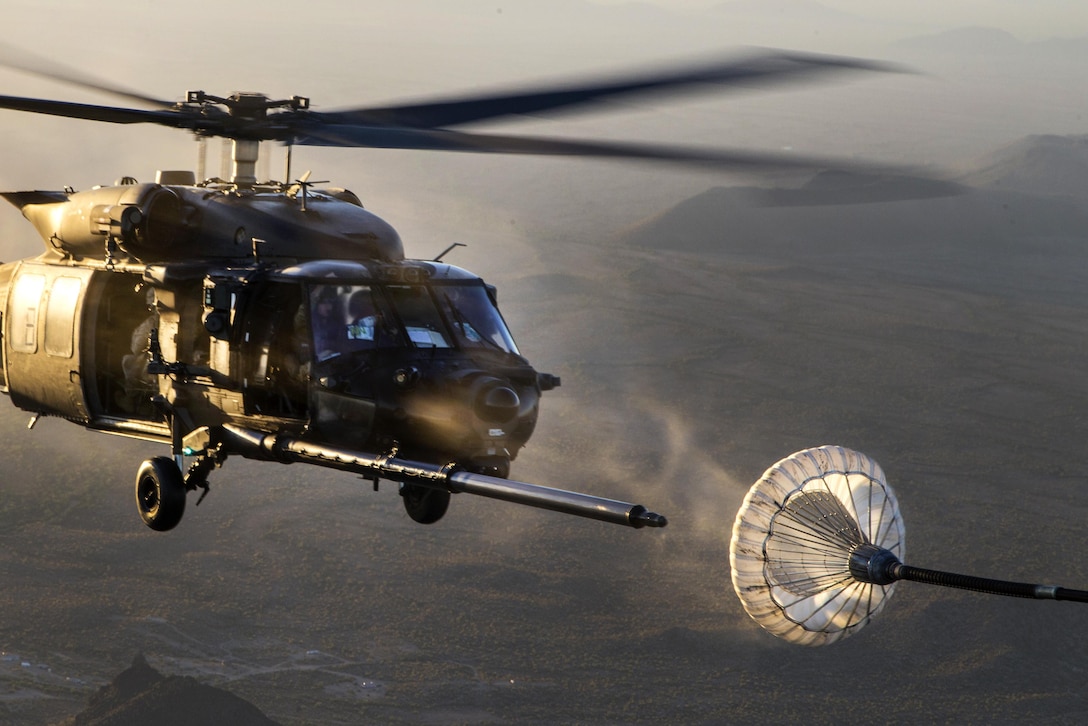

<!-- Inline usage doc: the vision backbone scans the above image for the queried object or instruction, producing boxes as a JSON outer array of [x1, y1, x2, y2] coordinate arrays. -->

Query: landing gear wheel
[[135, 457, 186, 531], [400, 483, 450, 524]]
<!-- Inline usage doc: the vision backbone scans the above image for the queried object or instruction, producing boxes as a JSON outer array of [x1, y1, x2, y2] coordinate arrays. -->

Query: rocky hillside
[[955, 134, 1088, 197], [53, 655, 278, 726], [615, 141, 1088, 305]]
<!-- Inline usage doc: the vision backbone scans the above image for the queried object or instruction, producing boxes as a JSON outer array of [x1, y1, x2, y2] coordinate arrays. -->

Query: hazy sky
[[3, 0, 1088, 256], [590, 0, 1088, 39]]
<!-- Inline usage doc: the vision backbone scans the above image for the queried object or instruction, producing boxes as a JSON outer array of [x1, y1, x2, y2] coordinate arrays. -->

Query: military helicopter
[[0, 46, 903, 532]]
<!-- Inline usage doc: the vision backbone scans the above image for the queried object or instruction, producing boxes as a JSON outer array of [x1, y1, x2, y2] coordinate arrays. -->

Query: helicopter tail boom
[[216, 424, 666, 529]]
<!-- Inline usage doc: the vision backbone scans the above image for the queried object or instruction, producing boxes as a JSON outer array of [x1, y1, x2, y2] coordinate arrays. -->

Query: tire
[[399, 483, 450, 525], [135, 457, 186, 531]]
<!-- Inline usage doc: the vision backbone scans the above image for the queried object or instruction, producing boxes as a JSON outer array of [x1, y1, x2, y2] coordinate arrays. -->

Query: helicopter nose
[[476, 384, 520, 423]]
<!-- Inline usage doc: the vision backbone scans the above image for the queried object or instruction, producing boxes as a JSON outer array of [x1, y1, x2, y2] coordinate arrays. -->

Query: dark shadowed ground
[[3, 137, 1088, 724]]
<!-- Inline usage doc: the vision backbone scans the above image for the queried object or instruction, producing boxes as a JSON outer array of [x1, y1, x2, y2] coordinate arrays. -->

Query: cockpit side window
[[309, 283, 397, 362]]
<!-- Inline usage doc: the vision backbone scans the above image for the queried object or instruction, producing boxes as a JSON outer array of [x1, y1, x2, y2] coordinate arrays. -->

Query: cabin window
[[9, 273, 45, 354], [45, 276, 81, 358]]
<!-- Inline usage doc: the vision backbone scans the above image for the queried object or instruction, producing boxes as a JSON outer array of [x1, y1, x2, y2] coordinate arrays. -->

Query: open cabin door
[[84, 271, 166, 423]]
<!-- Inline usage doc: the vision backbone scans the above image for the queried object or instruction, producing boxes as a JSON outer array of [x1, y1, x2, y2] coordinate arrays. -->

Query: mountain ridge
[[52, 654, 279, 726]]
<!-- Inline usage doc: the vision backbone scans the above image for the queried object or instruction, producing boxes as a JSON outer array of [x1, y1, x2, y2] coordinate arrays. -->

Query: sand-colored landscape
[[2, 3, 1088, 723], [3, 135, 1088, 722]]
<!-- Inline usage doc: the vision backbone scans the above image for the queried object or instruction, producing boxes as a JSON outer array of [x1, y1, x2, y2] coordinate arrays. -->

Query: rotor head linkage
[[184, 90, 309, 115], [180, 92, 310, 186]]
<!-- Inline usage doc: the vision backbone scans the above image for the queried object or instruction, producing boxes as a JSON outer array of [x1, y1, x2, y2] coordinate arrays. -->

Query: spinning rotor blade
[[316, 50, 907, 129], [0, 43, 918, 177], [0, 94, 195, 126], [294, 124, 910, 174], [0, 41, 172, 108], [730, 446, 1088, 647]]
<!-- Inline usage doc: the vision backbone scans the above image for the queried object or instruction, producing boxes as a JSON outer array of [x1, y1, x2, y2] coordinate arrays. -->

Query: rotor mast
[[232, 138, 260, 186], [184, 90, 309, 187]]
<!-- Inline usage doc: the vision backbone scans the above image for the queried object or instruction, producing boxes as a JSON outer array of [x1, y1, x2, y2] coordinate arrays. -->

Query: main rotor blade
[[293, 124, 913, 175], [316, 50, 907, 129], [0, 94, 193, 126], [0, 44, 914, 178], [0, 41, 172, 108]]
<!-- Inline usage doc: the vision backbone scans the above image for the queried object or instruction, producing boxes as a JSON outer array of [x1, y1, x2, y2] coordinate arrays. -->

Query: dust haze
[[2, 1, 1088, 723]]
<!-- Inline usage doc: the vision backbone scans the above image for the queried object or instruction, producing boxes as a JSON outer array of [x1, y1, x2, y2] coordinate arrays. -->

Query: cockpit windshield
[[384, 284, 452, 349], [433, 283, 519, 354], [306, 280, 518, 359]]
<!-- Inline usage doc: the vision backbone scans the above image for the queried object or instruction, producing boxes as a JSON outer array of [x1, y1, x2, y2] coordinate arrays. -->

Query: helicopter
[[0, 46, 905, 532]]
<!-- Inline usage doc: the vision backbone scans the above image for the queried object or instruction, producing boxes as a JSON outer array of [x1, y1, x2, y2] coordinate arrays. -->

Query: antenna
[[433, 242, 466, 262]]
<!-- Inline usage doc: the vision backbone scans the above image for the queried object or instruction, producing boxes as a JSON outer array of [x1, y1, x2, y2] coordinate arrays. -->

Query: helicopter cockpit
[[234, 259, 543, 469], [304, 276, 519, 362]]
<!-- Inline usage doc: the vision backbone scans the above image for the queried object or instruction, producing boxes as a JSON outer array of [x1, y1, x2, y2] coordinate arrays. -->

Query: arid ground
[[3, 136, 1088, 723], [3, 4, 1088, 720]]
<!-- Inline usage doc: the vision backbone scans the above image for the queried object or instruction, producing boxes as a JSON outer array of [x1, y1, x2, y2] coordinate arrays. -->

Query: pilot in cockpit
[[346, 288, 378, 345], [310, 286, 344, 362]]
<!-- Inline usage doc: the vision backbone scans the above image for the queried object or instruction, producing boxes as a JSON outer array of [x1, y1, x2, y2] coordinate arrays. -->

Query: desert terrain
[[2, 2, 1088, 723], [3, 137, 1088, 723]]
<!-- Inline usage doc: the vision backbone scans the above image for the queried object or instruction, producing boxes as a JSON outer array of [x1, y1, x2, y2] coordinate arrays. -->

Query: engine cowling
[[13, 183, 182, 261]]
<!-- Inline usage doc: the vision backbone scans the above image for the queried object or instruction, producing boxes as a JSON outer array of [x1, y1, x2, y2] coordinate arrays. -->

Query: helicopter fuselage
[[0, 177, 635, 530], [1, 47, 886, 534], [0, 178, 550, 465]]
